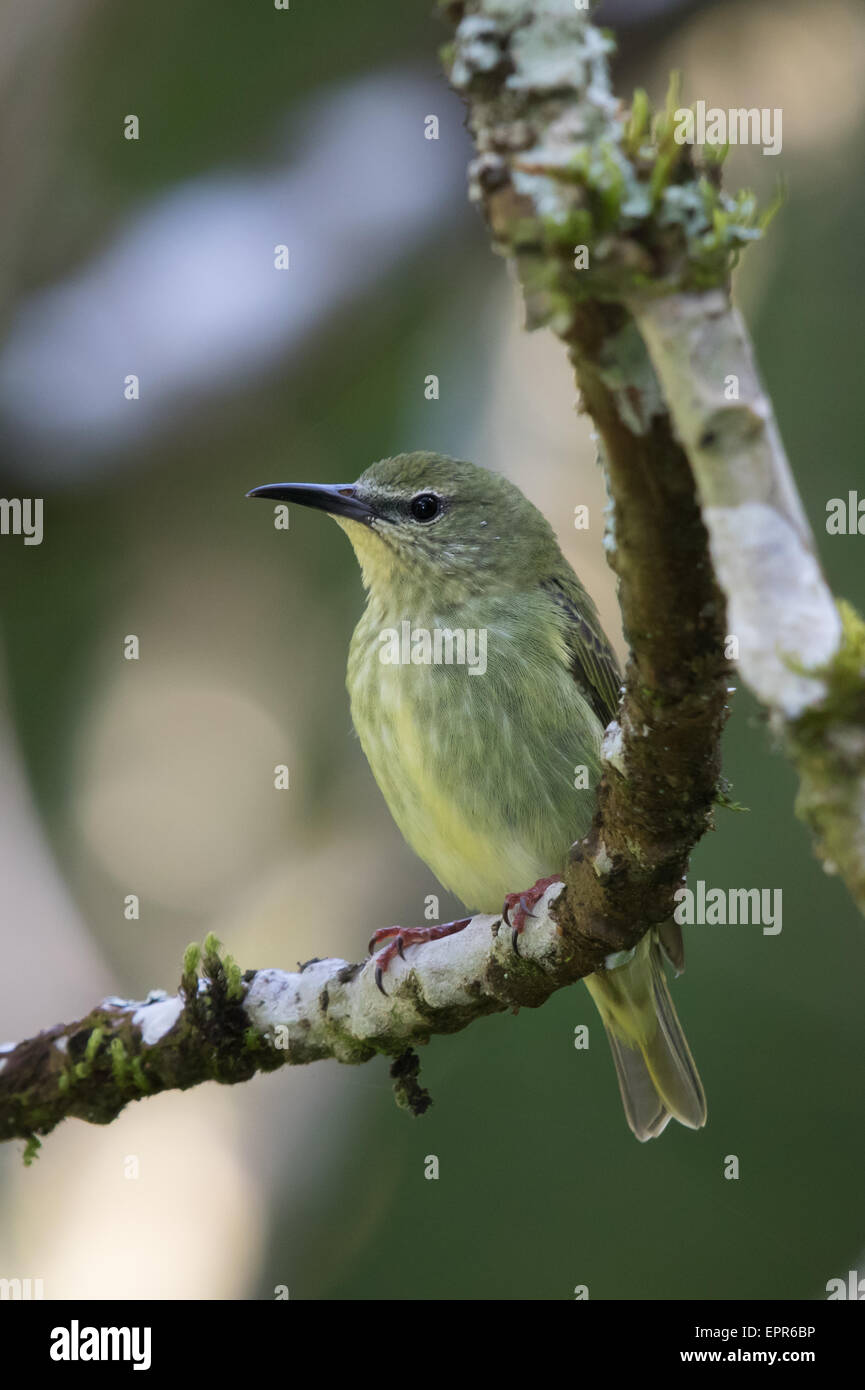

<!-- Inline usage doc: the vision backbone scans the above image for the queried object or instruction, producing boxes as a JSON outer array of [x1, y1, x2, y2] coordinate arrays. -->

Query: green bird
[[249, 453, 706, 1141]]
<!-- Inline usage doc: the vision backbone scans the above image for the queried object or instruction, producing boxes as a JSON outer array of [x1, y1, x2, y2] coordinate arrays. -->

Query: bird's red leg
[[501, 875, 563, 954], [368, 918, 472, 995]]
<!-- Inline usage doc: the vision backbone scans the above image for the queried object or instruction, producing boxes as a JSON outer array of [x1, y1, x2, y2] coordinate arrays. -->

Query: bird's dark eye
[[410, 492, 440, 523]]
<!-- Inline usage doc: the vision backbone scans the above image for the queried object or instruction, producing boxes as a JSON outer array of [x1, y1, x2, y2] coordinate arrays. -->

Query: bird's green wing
[[542, 574, 623, 728]]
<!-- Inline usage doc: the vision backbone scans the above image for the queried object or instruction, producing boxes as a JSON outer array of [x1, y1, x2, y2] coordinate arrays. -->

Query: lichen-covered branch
[[634, 290, 865, 911], [0, 902, 608, 1148]]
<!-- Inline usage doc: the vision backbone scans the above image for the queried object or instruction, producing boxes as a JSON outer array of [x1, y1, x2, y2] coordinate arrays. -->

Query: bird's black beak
[[245, 481, 376, 525]]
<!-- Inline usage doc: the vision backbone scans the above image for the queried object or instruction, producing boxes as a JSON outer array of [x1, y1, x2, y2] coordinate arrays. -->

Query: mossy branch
[[0, 896, 654, 1147]]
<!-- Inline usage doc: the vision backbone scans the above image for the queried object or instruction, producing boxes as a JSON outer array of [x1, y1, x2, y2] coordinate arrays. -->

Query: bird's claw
[[368, 919, 472, 995], [501, 876, 563, 954], [368, 926, 405, 995], [368, 925, 400, 955]]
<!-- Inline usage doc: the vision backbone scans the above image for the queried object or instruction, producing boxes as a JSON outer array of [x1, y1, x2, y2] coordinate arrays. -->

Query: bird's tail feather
[[583, 931, 706, 1141]]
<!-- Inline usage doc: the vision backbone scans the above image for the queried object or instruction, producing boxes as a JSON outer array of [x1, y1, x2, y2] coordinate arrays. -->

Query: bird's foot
[[369, 919, 473, 995], [501, 876, 563, 953]]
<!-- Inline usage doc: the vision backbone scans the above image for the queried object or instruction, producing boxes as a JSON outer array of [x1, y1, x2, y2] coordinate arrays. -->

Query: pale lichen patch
[[132, 994, 184, 1046], [602, 721, 626, 775], [705, 502, 842, 719]]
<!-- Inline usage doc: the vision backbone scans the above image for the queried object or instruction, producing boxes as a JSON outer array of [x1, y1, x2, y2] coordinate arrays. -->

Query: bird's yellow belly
[[349, 658, 577, 913]]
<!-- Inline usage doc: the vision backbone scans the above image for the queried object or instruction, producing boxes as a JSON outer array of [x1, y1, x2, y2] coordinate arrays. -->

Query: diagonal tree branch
[[633, 290, 865, 912]]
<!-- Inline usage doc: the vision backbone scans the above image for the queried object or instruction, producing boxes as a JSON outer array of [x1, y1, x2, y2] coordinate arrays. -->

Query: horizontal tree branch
[[0, 901, 592, 1147]]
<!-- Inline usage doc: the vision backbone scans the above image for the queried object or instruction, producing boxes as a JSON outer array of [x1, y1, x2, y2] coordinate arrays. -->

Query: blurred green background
[[0, 0, 863, 1299]]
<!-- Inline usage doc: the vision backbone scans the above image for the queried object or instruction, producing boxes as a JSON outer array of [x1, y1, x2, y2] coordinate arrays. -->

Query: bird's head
[[247, 452, 562, 601]]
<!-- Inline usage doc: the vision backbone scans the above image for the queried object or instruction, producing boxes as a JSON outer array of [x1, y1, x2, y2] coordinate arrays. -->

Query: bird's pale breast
[[346, 599, 604, 912]]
